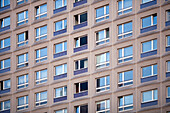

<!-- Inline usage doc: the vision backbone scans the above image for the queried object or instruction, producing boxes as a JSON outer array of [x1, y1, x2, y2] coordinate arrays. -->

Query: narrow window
[[35, 25, 47, 41], [0, 79, 10, 91], [17, 53, 28, 68], [35, 91, 47, 106], [96, 28, 109, 45], [17, 0, 28, 5], [55, 109, 67, 113], [0, 58, 10, 69], [0, 0, 10, 7]]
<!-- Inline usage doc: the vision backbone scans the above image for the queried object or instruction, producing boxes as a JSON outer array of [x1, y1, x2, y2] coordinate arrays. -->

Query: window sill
[[54, 96, 67, 103]]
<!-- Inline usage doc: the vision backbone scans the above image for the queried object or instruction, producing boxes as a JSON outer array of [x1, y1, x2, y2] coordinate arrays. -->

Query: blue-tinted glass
[[106, 52, 110, 62], [142, 16, 151, 28], [154, 90, 158, 100], [118, 1, 122, 10], [40, 48, 47, 57], [98, 30, 105, 40], [153, 64, 157, 75], [168, 61, 170, 72], [40, 4, 47, 14], [55, 20, 63, 31], [124, 70, 133, 81], [142, 66, 151, 77], [36, 50, 39, 58], [18, 33, 25, 43], [18, 12, 24, 22], [0, 40, 3, 48], [64, 42, 67, 51], [55, 0, 63, 9], [76, 107, 79, 113], [40, 69, 47, 79], [97, 77, 105, 87], [55, 43, 63, 53], [143, 90, 152, 102], [36, 71, 39, 80], [167, 36, 170, 46], [106, 5, 109, 15], [56, 65, 63, 75], [118, 25, 122, 35], [18, 54, 25, 64], [4, 0, 10, 6], [119, 73, 123, 82], [119, 49, 122, 58], [124, 95, 133, 105], [142, 0, 152, 3], [4, 17, 10, 27], [40, 91, 47, 100], [96, 7, 104, 18], [4, 100, 10, 110], [26, 96, 28, 104], [124, 22, 132, 33], [36, 28, 39, 37], [18, 97, 24, 106], [55, 87, 63, 97], [106, 76, 110, 85], [4, 38, 10, 47], [142, 41, 151, 52], [18, 75, 25, 85], [124, 0, 132, 9], [4, 58, 10, 68], [153, 39, 157, 50], [168, 87, 170, 97], [153, 15, 157, 25], [80, 13, 87, 23], [124, 46, 133, 57], [64, 19, 67, 29], [40, 26, 47, 36], [4, 79, 10, 89], [119, 97, 123, 106], [64, 64, 67, 73]]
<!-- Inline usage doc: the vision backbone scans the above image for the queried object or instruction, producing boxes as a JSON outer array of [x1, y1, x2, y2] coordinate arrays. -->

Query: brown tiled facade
[[0, 0, 170, 113]]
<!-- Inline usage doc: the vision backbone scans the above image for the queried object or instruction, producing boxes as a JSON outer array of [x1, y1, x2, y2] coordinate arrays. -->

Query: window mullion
[[151, 15, 153, 25], [78, 15, 80, 24], [79, 83, 80, 93], [151, 40, 153, 50], [2, 39, 4, 48], [122, 24, 124, 34], [123, 72, 125, 83], [151, 65, 154, 75], [152, 90, 154, 100], [62, 64, 64, 74], [3, 60, 5, 69]]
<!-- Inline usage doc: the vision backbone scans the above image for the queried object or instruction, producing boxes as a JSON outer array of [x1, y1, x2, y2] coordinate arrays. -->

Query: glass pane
[[153, 64, 157, 75], [97, 77, 105, 87], [118, 0, 122, 11], [124, 22, 132, 33], [153, 89, 158, 100], [40, 4, 47, 14], [142, 41, 151, 52], [18, 75, 25, 84], [56, 65, 63, 75], [119, 97, 123, 106], [106, 52, 110, 62], [55, 43, 63, 53], [76, 106, 79, 113], [118, 25, 122, 35], [36, 28, 40, 37], [4, 100, 10, 110], [124, 46, 133, 57], [36, 93, 39, 101], [64, 87, 67, 96], [106, 100, 110, 109], [64, 19, 67, 29], [55, 20, 63, 31], [18, 97, 24, 106], [18, 33, 25, 42], [124, 0, 132, 9], [36, 71, 39, 80], [142, 16, 151, 28], [40, 91, 47, 100], [4, 79, 10, 89], [97, 54, 105, 64], [142, 66, 151, 77], [153, 15, 157, 25], [18, 54, 24, 64], [40, 26, 47, 36], [124, 95, 133, 105], [119, 73, 123, 82], [167, 10, 170, 21], [97, 101, 105, 111], [153, 39, 157, 50], [80, 36, 87, 46], [4, 59, 10, 68], [98, 30, 105, 40], [167, 36, 170, 46], [55, 0, 63, 9], [168, 87, 170, 97], [4, 38, 10, 47], [4, 0, 10, 6], [119, 49, 122, 58], [64, 42, 67, 51], [168, 61, 170, 72], [106, 76, 110, 85], [40, 69, 47, 79], [96, 7, 104, 18], [124, 70, 133, 81], [142, 0, 152, 3], [40, 48, 47, 57], [56, 87, 63, 97], [143, 90, 152, 102], [80, 82, 88, 91], [18, 12, 24, 22], [106, 5, 109, 15], [80, 13, 87, 23], [64, 64, 67, 73], [4, 17, 10, 27]]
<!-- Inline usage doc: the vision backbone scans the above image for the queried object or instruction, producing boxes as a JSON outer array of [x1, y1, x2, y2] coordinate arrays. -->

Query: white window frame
[[35, 91, 47, 106], [17, 96, 28, 110], [35, 4, 47, 19], [142, 64, 157, 78], [118, 46, 133, 63], [0, 59, 10, 70], [55, 64, 67, 76], [141, 39, 157, 53], [35, 26, 47, 41], [95, 5, 109, 22], [75, 58, 88, 70], [142, 14, 156, 28], [17, 53, 28, 68], [96, 52, 110, 69], [118, 0, 132, 14], [76, 82, 88, 93], [118, 95, 133, 112], [55, 86, 67, 98], [96, 28, 109, 45], [55, 42, 67, 54], [17, 31, 28, 47], [17, 74, 28, 89], [0, 100, 10, 111], [35, 48, 47, 63], [118, 22, 133, 39], [96, 76, 110, 93], [35, 69, 47, 85], [96, 99, 110, 113], [17, 10, 28, 26], [118, 71, 133, 87], [142, 89, 157, 103], [0, 38, 10, 49]]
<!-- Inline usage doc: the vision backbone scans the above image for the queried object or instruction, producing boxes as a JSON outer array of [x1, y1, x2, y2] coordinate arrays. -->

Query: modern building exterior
[[0, 0, 170, 113]]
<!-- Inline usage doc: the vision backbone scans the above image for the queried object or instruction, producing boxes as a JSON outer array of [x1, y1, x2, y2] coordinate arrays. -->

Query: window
[[142, 39, 157, 53], [0, 79, 10, 90], [55, 109, 67, 113], [75, 0, 84, 2], [75, 12, 87, 25], [167, 36, 170, 47], [167, 86, 170, 98], [75, 104, 88, 113], [36, 25, 47, 41], [35, 47, 47, 63], [166, 10, 170, 22], [17, 96, 28, 110], [142, 64, 157, 78], [142, 0, 153, 4], [0, 58, 10, 69], [75, 58, 88, 70], [142, 14, 157, 28], [0, 16, 10, 28], [118, 0, 132, 15], [118, 46, 133, 63], [36, 69, 47, 85], [55, 42, 67, 54], [55, 19, 67, 32], [96, 28, 109, 45], [118, 70, 133, 87], [55, 86, 67, 98], [118, 22, 132, 39], [96, 99, 110, 113], [55, 0, 67, 9], [17, 10, 28, 26], [96, 5, 109, 23], [35, 91, 47, 106], [142, 89, 158, 103], [55, 64, 67, 76], [17, 53, 28, 68], [0, 0, 10, 7], [17, 74, 28, 89], [0, 100, 10, 111], [75, 82, 88, 94], [167, 61, 170, 72], [17, 0, 28, 5], [75, 36, 87, 48], [35, 4, 47, 20], [119, 95, 133, 111], [96, 52, 110, 69], [96, 76, 110, 92], [17, 31, 28, 47], [0, 37, 10, 49]]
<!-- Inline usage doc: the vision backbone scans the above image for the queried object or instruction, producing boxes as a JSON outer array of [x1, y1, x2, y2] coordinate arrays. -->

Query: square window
[[142, 89, 158, 103], [118, 70, 133, 87], [96, 28, 109, 46], [75, 36, 87, 48], [142, 39, 157, 53], [17, 10, 28, 26], [0, 16, 10, 28], [55, 0, 67, 9], [17, 0, 28, 5], [75, 104, 88, 113], [17, 95, 28, 110], [0, 79, 10, 90], [0, 58, 10, 69], [96, 5, 109, 23], [35, 47, 47, 63], [118, 94, 133, 111], [96, 76, 110, 92], [55, 41, 67, 54], [96, 99, 110, 113], [35, 25, 47, 41], [142, 14, 157, 28], [118, 46, 133, 63], [17, 31, 28, 47], [35, 91, 47, 106], [17, 53, 28, 68], [75, 81, 88, 94], [35, 69, 47, 85], [118, 22, 132, 39], [0, 100, 10, 111], [75, 58, 88, 70], [75, 12, 87, 25], [118, 0, 132, 15], [55, 64, 67, 76], [17, 74, 28, 89], [142, 64, 157, 78], [0, 37, 10, 49], [55, 19, 67, 32], [55, 86, 67, 98], [0, 0, 10, 7], [96, 52, 110, 69], [35, 4, 47, 20]]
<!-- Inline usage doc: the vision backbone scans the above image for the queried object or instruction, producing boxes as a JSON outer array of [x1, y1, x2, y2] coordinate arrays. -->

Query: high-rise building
[[0, 0, 170, 113]]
